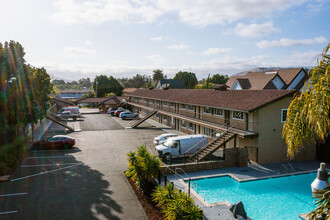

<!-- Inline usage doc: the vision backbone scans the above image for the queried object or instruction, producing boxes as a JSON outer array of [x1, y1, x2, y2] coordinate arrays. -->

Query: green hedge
[[0, 137, 26, 176]]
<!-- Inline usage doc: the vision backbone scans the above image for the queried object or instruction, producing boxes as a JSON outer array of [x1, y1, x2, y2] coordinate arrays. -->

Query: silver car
[[153, 133, 178, 145]]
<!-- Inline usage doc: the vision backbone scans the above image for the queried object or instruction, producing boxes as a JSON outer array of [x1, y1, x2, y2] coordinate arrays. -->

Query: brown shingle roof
[[226, 72, 279, 90], [128, 89, 295, 112], [277, 68, 305, 85], [101, 96, 124, 105], [74, 97, 111, 104]]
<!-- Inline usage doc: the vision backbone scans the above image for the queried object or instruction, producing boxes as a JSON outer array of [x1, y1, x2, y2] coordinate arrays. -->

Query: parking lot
[[0, 112, 172, 219]]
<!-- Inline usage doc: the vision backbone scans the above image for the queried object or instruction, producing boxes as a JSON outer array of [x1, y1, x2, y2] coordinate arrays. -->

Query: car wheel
[[122, 116, 126, 120], [64, 144, 71, 149], [111, 113, 114, 116]]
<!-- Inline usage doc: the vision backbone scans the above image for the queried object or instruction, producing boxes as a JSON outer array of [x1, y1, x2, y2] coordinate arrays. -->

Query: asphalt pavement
[[1, 113, 168, 220]]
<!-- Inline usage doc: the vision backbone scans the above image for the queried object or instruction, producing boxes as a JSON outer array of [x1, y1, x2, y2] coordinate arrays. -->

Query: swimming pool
[[188, 172, 317, 220]]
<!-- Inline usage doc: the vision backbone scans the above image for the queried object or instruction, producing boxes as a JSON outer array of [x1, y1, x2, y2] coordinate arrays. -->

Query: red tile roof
[[128, 89, 295, 112]]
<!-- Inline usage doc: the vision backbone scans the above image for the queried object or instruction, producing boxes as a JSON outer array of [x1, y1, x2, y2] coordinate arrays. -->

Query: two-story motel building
[[126, 88, 315, 164]]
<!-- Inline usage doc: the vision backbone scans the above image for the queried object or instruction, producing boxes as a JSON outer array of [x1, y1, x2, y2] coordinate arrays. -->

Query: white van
[[155, 135, 208, 158], [56, 106, 81, 120]]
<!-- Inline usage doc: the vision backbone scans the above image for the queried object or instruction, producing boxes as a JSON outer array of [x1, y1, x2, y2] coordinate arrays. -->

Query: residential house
[[226, 68, 308, 91], [156, 79, 185, 89], [126, 88, 315, 164]]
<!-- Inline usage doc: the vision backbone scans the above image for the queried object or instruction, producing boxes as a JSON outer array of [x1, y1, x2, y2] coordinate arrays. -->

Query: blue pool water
[[189, 173, 317, 220]]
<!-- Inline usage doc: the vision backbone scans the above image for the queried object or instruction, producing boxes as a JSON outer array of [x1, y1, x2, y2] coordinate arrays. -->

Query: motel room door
[[224, 110, 230, 126]]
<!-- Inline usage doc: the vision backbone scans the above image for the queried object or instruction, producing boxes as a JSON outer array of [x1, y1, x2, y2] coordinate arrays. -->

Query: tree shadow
[[0, 151, 122, 220]]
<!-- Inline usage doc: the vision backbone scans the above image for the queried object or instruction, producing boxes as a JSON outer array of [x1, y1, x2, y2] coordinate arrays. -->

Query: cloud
[[257, 36, 328, 48], [145, 54, 164, 64], [151, 36, 163, 41], [63, 47, 96, 58], [234, 22, 279, 37], [167, 44, 188, 50], [156, 0, 309, 26], [202, 48, 232, 56], [85, 40, 93, 46], [52, 0, 163, 25]]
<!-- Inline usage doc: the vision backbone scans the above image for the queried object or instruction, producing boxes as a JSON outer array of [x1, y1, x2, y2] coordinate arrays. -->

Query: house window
[[171, 117, 175, 124], [281, 109, 288, 123], [181, 120, 186, 128], [203, 127, 211, 137], [163, 115, 167, 121], [203, 107, 211, 114], [149, 100, 153, 104], [181, 104, 186, 109], [188, 105, 194, 111], [214, 108, 223, 116], [188, 123, 194, 131], [232, 111, 244, 120], [170, 102, 175, 108], [155, 113, 159, 118], [144, 98, 147, 103], [163, 102, 168, 106]]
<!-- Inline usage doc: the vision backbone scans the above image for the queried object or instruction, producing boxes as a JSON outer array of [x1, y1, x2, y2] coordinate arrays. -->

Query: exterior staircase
[[46, 116, 75, 131], [188, 132, 236, 162], [131, 110, 157, 128]]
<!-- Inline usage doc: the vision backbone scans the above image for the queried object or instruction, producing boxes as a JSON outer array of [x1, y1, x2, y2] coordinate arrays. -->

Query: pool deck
[[168, 160, 329, 220]]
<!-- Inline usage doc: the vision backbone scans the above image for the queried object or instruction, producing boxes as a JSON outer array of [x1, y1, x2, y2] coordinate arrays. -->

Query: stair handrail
[[185, 121, 239, 156]]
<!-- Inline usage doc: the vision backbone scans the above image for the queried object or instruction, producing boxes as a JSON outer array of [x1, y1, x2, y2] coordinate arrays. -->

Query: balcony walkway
[[128, 102, 257, 138]]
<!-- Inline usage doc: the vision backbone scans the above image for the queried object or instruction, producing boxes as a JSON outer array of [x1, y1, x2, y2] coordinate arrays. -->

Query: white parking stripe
[[27, 156, 72, 159], [0, 192, 27, 197], [21, 163, 81, 168], [11, 163, 83, 182], [0, 211, 18, 215]]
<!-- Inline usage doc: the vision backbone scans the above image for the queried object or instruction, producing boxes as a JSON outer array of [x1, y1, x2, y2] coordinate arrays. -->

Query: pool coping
[[177, 169, 318, 207]]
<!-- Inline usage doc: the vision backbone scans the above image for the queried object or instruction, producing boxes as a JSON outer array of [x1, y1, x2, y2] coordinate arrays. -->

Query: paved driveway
[[0, 114, 167, 220]]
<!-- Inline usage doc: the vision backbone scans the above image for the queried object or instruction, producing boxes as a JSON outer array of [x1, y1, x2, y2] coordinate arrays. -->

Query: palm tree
[[283, 43, 330, 158], [152, 69, 164, 83]]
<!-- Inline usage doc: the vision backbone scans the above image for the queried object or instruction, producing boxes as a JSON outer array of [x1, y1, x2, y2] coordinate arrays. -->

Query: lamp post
[[311, 163, 330, 198]]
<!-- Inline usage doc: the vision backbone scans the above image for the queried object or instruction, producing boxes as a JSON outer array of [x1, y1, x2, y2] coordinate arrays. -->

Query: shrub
[[0, 137, 26, 176], [152, 184, 203, 220], [125, 145, 161, 195], [308, 190, 330, 220]]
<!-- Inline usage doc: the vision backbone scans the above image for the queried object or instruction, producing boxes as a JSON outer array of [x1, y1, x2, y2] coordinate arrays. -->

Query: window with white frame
[[203, 107, 211, 114], [156, 100, 159, 105], [232, 111, 244, 120], [171, 117, 175, 124], [188, 122, 194, 130], [181, 104, 186, 109], [149, 100, 153, 104], [144, 98, 147, 103], [170, 102, 175, 108], [214, 108, 223, 116], [281, 109, 288, 123], [163, 115, 167, 121], [181, 120, 186, 128], [163, 101, 168, 106], [203, 127, 211, 136], [188, 105, 194, 111]]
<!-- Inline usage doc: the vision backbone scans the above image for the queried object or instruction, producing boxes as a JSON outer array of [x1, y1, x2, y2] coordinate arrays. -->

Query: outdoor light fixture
[[311, 163, 330, 198]]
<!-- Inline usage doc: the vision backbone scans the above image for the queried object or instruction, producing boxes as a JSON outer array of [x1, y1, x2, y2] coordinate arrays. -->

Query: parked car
[[153, 133, 178, 145], [120, 112, 138, 120], [107, 107, 124, 116], [32, 135, 76, 149], [155, 135, 208, 159], [114, 109, 129, 117]]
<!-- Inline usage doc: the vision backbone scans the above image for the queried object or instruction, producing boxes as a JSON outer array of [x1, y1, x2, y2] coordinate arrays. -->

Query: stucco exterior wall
[[256, 96, 315, 164]]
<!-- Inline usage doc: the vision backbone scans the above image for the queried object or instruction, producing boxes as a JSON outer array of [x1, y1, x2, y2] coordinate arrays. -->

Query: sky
[[0, 0, 329, 81]]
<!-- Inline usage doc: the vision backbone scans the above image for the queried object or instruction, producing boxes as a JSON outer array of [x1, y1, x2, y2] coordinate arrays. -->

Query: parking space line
[[11, 163, 83, 182], [31, 149, 80, 153], [21, 163, 81, 168], [0, 192, 27, 197], [0, 211, 18, 215], [27, 156, 72, 159]]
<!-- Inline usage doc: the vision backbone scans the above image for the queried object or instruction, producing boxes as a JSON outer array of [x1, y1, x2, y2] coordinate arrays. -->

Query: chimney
[[214, 84, 229, 91]]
